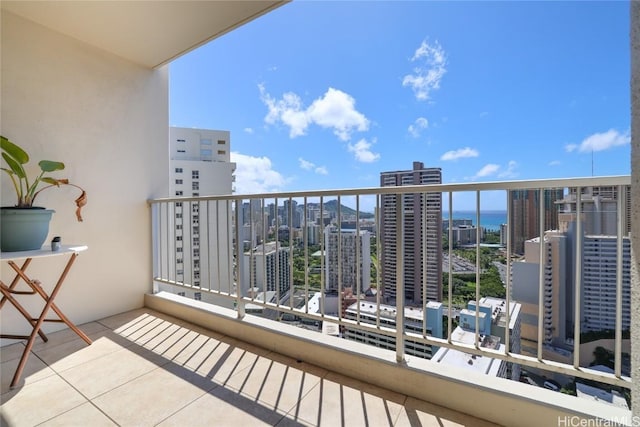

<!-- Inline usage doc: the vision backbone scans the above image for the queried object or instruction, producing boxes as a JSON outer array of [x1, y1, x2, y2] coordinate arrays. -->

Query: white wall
[[1, 11, 169, 340]]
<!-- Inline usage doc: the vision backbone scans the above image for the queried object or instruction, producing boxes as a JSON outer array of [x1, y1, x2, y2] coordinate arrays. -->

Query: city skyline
[[170, 2, 630, 211]]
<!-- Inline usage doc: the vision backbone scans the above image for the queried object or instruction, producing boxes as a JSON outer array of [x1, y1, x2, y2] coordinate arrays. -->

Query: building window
[[193, 218, 199, 225], [177, 149, 186, 153], [177, 139, 185, 143], [200, 138, 212, 145], [200, 149, 212, 157], [175, 179, 183, 185], [194, 271, 200, 279], [192, 171, 199, 179], [194, 292, 202, 301], [217, 150, 226, 155], [176, 236, 182, 241], [192, 182, 199, 190], [176, 213, 182, 219], [176, 258, 183, 264], [175, 191, 183, 196], [193, 226, 199, 235], [176, 247, 183, 253], [176, 224, 182, 230], [192, 192, 199, 197], [193, 248, 200, 257], [175, 168, 183, 173], [194, 280, 200, 287], [175, 202, 182, 207], [177, 291, 186, 296], [217, 140, 226, 145]]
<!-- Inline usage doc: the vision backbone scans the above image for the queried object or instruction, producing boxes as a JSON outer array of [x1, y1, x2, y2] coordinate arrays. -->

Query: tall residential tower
[[380, 161, 442, 304]]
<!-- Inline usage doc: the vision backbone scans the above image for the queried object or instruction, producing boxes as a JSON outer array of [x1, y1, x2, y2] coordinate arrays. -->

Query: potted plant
[[1, 135, 87, 251]]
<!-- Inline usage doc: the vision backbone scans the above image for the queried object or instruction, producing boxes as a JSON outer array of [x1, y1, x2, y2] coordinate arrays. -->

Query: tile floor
[[1, 308, 497, 426]]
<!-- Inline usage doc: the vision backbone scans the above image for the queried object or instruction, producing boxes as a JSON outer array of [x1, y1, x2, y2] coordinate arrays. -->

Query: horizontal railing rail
[[149, 175, 632, 391]]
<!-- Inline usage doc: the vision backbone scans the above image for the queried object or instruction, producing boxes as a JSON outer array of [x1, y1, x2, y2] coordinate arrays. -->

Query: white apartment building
[[512, 231, 569, 349], [243, 242, 291, 297], [582, 235, 631, 332], [324, 226, 371, 294], [380, 161, 442, 304], [160, 127, 236, 299], [344, 301, 443, 360]]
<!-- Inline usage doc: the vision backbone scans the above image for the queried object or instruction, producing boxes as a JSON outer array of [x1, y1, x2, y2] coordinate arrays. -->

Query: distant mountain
[[308, 199, 375, 219]]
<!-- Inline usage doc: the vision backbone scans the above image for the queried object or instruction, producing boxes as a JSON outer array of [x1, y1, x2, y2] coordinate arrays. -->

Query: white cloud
[[315, 166, 328, 175], [259, 85, 369, 141], [231, 152, 288, 193], [244, 127, 254, 134], [475, 163, 500, 178], [402, 40, 447, 101], [298, 157, 314, 170], [498, 160, 518, 178], [408, 117, 429, 137], [440, 147, 479, 161], [298, 157, 328, 175], [565, 144, 578, 153], [574, 129, 630, 153], [548, 160, 561, 166], [348, 138, 380, 163]]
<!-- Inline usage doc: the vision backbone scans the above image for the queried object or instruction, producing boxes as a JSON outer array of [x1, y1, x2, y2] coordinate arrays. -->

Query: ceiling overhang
[[2, 1, 289, 68]]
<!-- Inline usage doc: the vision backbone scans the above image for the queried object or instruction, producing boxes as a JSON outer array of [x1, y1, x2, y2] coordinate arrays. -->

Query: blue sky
[[169, 1, 630, 210]]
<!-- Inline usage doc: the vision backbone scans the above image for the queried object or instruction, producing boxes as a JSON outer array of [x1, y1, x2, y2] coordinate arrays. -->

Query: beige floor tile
[[38, 401, 117, 427], [95, 308, 155, 330], [157, 385, 286, 427], [57, 345, 169, 399], [1, 350, 56, 394], [0, 342, 25, 363], [172, 335, 266, 385], [289, 372, 407, 427], [394, 396, 500, 427], [29, 321, 109, 353], [223, 353, 324, 416], [34, 330, 133, 373], [0, 374, 87, 426], [92, 364, 213, 426]]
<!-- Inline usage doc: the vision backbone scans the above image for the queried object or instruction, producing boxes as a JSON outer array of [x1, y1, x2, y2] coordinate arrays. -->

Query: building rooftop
[[433, 327, 505, 377]]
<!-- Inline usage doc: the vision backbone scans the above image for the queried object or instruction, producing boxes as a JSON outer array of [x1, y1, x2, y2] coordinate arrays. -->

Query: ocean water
[[443, 210, 507, 231]]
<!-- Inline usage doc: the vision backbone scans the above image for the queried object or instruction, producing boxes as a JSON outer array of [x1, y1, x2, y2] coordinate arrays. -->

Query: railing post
[[234, 199, 245, 319], [395, 193, 405, 363]]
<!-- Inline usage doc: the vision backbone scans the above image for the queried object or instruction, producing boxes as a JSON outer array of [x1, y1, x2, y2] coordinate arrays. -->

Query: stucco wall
[[1, 11, 169, 340]]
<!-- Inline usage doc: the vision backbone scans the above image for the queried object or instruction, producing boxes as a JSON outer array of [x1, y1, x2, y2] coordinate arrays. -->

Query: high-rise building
[[344, 300, 443, 360], [324, 226, 371, 294], [509, 189, 564, 255], [557, 185, 631, 236], [161, 127, 235, 298], [380, 161, 442, 304], [243, 242, 291, 297], [582, 235, 631, 332], [512, 231, 570, 349]]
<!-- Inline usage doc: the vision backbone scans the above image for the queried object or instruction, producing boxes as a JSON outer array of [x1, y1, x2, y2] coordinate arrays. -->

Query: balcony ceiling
[[1, 1, 288, 68]]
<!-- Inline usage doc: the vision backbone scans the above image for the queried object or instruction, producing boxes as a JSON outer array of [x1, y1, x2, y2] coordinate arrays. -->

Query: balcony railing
[[149, 175, 632, 396]]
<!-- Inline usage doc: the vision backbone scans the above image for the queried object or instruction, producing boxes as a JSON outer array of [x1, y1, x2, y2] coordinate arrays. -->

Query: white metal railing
[[149, 175, 631, 391]]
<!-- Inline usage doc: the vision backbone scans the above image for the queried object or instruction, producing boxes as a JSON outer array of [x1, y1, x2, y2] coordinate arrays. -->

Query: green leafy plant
[[1, 135, 86, 221]]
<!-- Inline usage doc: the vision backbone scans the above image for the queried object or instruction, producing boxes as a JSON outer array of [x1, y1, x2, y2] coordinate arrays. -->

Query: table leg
[[8, 253, 92, 388], [0, 281, 48, 342]]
